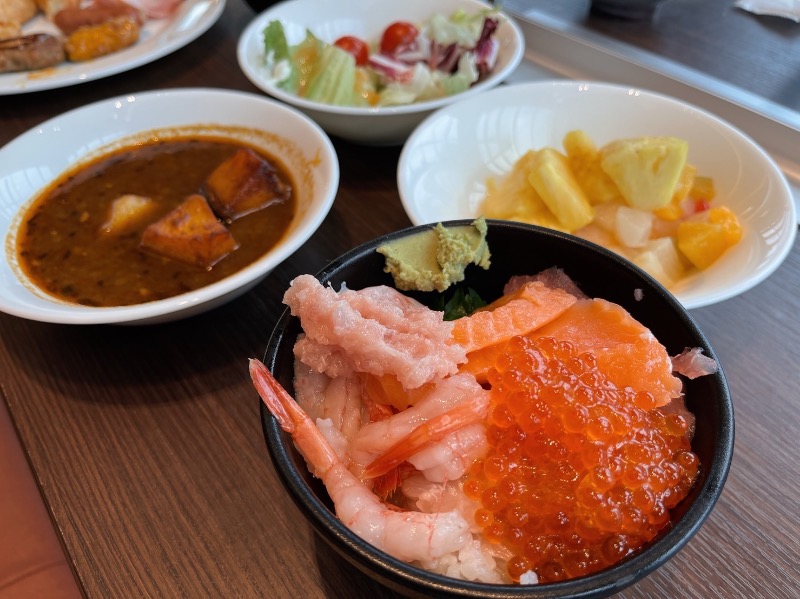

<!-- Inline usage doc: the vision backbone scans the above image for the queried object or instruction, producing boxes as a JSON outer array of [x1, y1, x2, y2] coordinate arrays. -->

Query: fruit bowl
[[397, 81, 796, 309]]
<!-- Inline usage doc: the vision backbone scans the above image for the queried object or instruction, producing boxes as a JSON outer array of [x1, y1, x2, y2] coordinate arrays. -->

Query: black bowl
[[260, 220, 734, 598]]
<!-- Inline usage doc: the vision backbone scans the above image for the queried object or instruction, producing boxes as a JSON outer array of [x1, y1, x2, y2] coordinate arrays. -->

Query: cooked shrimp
[[294, 361, 365, 443], [351, 373, 489, 481], [399, 476, 506, 583], [402, 423, 488, 483], [250, 359, 472, 563]]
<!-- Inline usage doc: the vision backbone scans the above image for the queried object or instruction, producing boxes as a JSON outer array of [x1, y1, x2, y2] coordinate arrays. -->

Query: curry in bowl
[[15, 130, 296, 307]]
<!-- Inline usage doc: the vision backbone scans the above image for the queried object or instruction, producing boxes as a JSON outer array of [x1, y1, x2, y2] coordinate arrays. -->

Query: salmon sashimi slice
[[451, 280, 578, 354], [530, 298, 683, 406], [457, 341, 510, 384]]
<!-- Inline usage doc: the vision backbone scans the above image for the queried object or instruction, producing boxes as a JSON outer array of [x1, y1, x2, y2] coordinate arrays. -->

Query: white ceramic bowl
[[236, 0, 525, 145], [0, 88, 339, 325], [397, 81, 797, 310]]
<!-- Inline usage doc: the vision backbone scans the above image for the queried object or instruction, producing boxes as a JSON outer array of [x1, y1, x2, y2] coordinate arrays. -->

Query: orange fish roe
[[464, 335, 699, 584]]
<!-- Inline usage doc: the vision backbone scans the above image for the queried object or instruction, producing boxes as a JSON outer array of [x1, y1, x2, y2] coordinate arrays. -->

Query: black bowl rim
[[260, 219, 734, 598]]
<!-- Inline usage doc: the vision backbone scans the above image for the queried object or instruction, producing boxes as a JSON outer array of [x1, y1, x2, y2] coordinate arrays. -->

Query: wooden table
[[2, 1, 799, 597]]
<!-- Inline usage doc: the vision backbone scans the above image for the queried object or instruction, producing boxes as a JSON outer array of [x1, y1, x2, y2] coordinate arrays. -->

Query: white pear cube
[[614, 205, 653, 248], [633, 237, 686, 287]]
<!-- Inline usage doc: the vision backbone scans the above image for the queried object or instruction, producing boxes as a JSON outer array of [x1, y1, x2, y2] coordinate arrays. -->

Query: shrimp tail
[[362, 397, 489, 480], [249, 358, 337, 474], [371, 462, 417, 500], [249, 358, 298, 434]]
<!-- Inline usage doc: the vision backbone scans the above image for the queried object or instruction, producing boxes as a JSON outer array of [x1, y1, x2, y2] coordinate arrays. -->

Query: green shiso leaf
[[435, 287, 488, 321]]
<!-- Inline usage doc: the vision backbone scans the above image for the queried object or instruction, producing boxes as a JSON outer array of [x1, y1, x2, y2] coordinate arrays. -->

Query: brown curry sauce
[[16, 136, 296, 307]]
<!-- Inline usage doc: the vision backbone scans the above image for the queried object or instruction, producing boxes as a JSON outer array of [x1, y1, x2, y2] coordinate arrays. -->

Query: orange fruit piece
[[530, 298, 682, 406], [451, 281, 577, 354]]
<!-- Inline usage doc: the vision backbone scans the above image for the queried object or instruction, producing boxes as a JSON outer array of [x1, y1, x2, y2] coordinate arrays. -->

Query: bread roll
[[0, 0, 38, 24]]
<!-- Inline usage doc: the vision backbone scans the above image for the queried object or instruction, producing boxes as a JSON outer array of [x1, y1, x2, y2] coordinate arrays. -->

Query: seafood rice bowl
[[256, 220, 733, 598]]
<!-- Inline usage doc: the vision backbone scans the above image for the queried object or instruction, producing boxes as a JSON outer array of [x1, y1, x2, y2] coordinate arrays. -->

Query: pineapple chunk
[[677, 206, 742, 269], [600, 136, 689, 210], [527, 148, 594, 231], [480, 150, 564, 231], [654, 163, 697, 220], [614, 205, 654, 248], [562, 130, 621, 204]]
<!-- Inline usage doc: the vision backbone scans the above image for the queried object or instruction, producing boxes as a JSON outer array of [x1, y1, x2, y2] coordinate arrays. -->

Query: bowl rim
[[236, 0, 526, 117], [0, 87, 340, 325], [260, 219, 735, 598]]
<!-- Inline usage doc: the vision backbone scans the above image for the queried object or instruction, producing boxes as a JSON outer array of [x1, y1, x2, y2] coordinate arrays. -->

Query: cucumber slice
[[304, 44, 362, 106]]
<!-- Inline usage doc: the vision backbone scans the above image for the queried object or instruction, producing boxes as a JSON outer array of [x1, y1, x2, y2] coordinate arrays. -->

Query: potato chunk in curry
[[203, 148, 292, 220], [100, 194, 157, 235], [140, 194, 239, 269]]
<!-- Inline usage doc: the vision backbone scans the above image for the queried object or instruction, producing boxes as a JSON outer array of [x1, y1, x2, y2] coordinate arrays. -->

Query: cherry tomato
[[379, 21, 419, 55], [334, 36, 369, 66]]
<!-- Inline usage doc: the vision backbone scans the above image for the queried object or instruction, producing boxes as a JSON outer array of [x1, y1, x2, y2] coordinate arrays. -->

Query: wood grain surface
[[1, 1, 799, 597]]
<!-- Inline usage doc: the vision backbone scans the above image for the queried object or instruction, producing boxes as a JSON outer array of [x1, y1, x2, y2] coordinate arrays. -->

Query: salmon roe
[[465, 336, 699, 583]]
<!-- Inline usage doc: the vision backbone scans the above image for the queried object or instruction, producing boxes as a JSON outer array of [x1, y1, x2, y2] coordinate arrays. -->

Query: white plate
[[0, 88, 339, 325], [236, 0, 524, 145], [0, 0, 225, 95], [397, 81, 797, 310]]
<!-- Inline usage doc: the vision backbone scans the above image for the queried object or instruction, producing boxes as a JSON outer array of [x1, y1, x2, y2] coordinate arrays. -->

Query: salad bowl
[[260, 220, 734, 598], [237, 0, 525, 145]]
